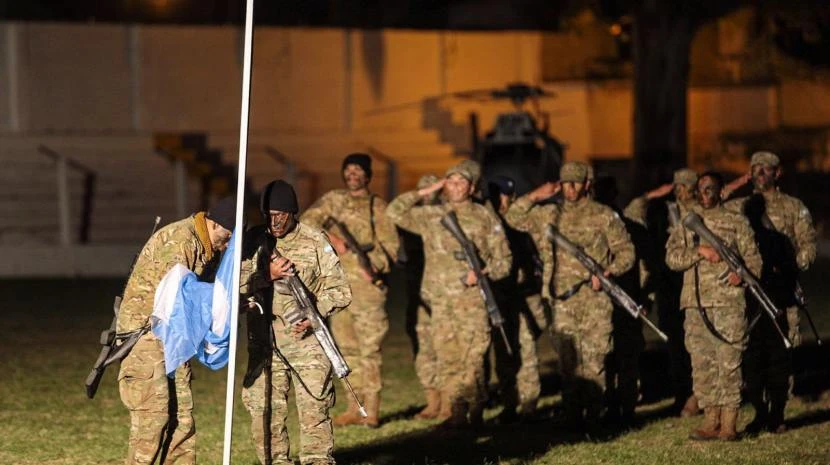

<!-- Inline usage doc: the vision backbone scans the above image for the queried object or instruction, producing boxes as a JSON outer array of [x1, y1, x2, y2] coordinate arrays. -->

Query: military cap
[[445, 159, 481, 185], [207, 196, 237, 230], [559, 161, 589, 183], [416, 174, 439, 189], [750, 151, 780, 167], [586, 164, 595, 182], [672, 168, 698, 186]]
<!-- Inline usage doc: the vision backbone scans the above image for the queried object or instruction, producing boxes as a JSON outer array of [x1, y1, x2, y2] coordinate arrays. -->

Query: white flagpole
[[223, 0, 255, 463]]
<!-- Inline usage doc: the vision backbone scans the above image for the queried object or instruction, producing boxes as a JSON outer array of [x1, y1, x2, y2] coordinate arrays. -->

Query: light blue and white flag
[[151, 232, 235, 376]]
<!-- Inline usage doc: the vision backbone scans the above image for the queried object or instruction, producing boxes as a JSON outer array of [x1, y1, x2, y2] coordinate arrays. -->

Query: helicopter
[[367, 82, 565, 197]]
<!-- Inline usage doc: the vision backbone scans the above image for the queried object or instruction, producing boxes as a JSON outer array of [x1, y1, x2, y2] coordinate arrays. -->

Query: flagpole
[[223, 0, 255, 463]]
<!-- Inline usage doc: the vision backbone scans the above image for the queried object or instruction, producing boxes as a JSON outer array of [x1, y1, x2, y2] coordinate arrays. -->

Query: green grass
[[1, 259, 829, 465]]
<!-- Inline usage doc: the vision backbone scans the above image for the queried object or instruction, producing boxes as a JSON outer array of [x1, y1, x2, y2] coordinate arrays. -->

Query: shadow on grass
[[786, 407, 830, 431]]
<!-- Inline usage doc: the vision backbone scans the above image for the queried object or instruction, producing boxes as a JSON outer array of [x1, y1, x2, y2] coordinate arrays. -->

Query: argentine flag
[[151, 232, 235, 376]]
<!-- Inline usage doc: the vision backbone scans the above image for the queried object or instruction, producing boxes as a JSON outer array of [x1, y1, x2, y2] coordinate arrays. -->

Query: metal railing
[[37, 145, 97, 245]]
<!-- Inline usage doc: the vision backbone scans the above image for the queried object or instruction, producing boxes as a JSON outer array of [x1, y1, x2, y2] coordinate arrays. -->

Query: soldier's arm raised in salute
[[503, 181, 560, 233], [386, 179, 445, 235]]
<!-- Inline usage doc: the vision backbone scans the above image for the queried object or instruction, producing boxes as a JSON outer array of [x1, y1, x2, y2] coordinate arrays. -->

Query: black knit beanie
[[260, 180, 299, 215], [342, 153, 372, 179], [207, 196, 237, 230]]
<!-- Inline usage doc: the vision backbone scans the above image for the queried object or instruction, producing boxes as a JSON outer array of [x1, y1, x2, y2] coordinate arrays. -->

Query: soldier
[[240, 180, 352, 465], [665, 171, 762, 441], [398, 174, 444, 420], [594, 175, 647, 426], [117, 197, 235, 465], [623, 168, 700, 417], [723, 151, 817, 433], [505, 161, 635, 428], [487, 175, 550, 423], [301, 153, 399, 428], [387, 162, 512, 427]]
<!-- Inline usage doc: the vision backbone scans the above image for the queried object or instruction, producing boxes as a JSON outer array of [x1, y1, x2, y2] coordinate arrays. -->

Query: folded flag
[[151, 232, 235, 376]]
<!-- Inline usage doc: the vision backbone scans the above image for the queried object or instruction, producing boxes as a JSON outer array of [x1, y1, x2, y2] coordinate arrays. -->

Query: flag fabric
[[151, 232, 235, 376]]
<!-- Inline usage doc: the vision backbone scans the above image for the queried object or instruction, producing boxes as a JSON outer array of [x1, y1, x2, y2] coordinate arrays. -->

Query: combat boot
[[689, 407, 721, 441], [415, 389, 442, 420], [438, 401, 469, 429], [768, 399, 787, 434], [468, 401, 485, 427], [680, 395, 701, 418], [362, 392, 381, 428], [744, 399, 768, 434], [717, 407, 739, 441], [333, 394, 364, 427]]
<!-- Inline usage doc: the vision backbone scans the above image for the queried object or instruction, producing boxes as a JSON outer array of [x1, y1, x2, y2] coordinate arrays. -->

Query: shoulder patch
[[323, 243, 334, 254]]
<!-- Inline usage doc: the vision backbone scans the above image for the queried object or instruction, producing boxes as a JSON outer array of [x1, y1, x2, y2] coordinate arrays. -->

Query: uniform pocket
[[118, 340, 166, 412]]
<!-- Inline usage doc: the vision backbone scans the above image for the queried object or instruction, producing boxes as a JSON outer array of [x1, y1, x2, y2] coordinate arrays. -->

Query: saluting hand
[[528, 182, 561, 202], [646, 183, 674, 200], [418, 179, 446, 197]]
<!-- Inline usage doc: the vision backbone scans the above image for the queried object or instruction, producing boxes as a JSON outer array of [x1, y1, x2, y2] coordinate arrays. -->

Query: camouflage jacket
[[301, 190, 400, 280], [666, 205, 762, 309], [725, 190, 816, 271], [117, 214, 219, 334], [505, 195, 635, 302], [386, 191, 511, 297], [240, 222, 352, 319]]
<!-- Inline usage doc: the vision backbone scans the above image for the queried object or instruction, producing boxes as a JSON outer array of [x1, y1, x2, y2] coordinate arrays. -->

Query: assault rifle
[[440, 211, 513, 356], [682, 212, 792, 348], [795, 282, 822, 346], [274, 249, 367, 417], [546, 224, 669, 342], [85, 216, 161, 399], [322, 216, 385, 289]]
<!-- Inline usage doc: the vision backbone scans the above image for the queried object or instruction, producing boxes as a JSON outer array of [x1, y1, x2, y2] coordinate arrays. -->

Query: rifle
[[322, 216, 386, 290], [546, 224, 669, 342], [274, 249, 367, 417], [682, 212, 792, 348], [795, 281, 823, 346], [440, 211, 513, 356], [85, 216, 161, 399]]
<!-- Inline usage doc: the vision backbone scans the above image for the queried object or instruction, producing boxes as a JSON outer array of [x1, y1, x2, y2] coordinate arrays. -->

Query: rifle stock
[[323, 216, 386, 290], [546, 225, 669, 342]]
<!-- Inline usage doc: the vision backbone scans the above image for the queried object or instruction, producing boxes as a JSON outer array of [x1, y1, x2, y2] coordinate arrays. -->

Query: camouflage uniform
[[301, 190, 399, 411], [387, 188, 511, 417], [724, 152, 816, 431], [505, 164, 635, 424], [623, 169, 699, 414], [240, 222, 352, 465], [117, 213, 220, 465], [665, 205, 761, 413]]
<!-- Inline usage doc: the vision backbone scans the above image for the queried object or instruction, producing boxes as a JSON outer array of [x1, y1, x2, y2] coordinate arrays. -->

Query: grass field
[[1, 260, 829, 465]]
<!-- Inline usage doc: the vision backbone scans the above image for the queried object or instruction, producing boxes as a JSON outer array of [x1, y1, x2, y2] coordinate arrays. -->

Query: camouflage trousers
[[684, 307, 746, 409], [551, 289, 613, 422], [118, 334, 195, 465], [241, 323, 335, 465], [330, 275, 388, 395], [425, 286, 491, 405], [605, 307, 645, 417], [786, 306, 802, 347], [414, 303, 438, 391], [493, 294, 549, 411]]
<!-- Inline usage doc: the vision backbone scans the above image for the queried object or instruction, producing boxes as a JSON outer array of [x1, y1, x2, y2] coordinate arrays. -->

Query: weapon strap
[[370, 194, 395, 263], [555, 278, 590, 301], [692, 247, 746, 345]]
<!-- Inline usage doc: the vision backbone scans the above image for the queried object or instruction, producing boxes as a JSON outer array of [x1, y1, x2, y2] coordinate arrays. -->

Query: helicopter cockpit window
[[491, 112, 536, 145]]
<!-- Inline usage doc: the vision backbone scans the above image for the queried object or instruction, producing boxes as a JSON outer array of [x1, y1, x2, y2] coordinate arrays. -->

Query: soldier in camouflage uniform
[[387, 162, 512, 427], [117, 197, 235, 465], [624, 168, 700, 417], [505, 162, 635, 428], [666, 172, 762, 441], [301, 154, 399, 428], [487, 175, 550, 423], [240, 180, 352, 465], [723, 151, 817, 433], [400, 174, 444, 420]]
